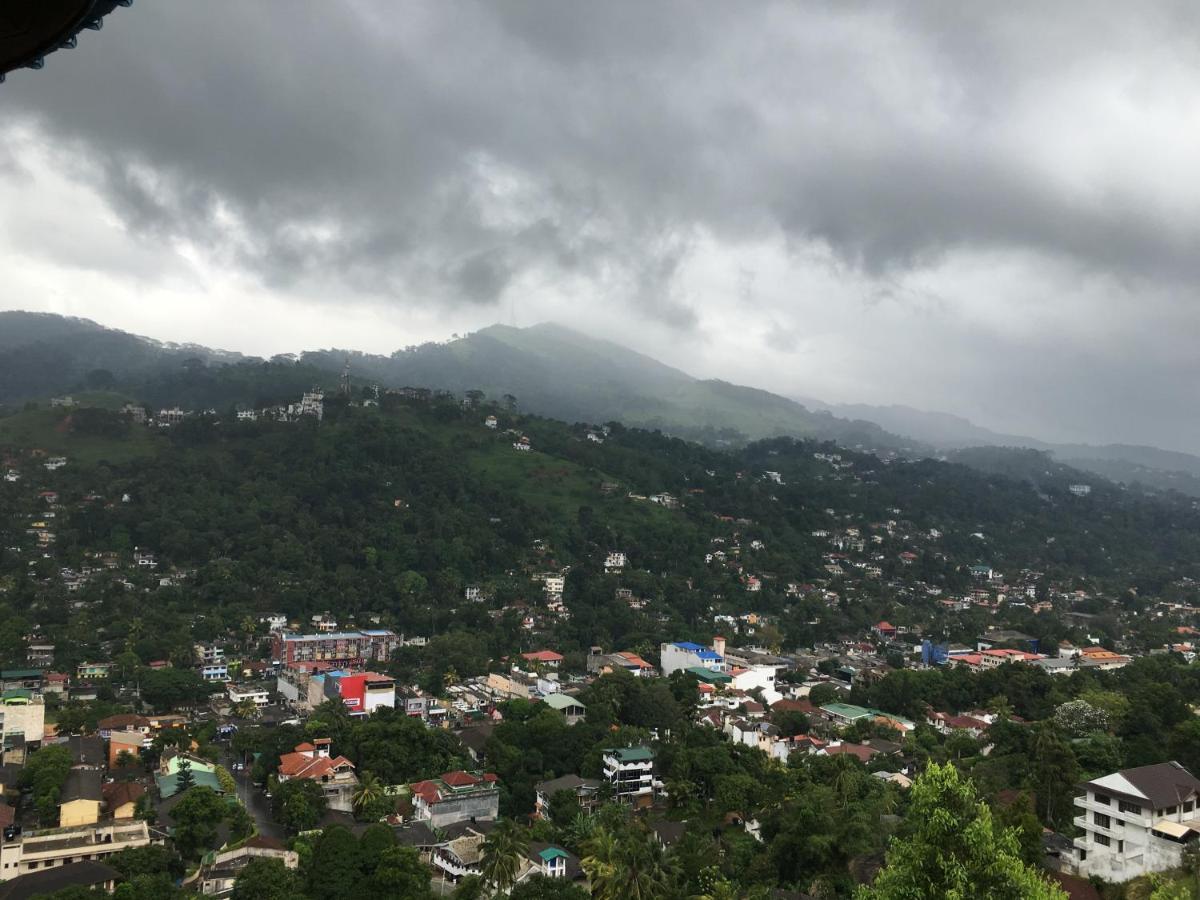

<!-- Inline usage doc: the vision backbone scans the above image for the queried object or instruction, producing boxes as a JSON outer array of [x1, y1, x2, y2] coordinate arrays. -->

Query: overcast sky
[[4, 2, 1200, 451]]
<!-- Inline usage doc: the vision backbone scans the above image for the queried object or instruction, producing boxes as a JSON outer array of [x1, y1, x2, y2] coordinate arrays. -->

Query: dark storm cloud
[[6, 1, 1200, 449], [12, 1, 1196, 303]]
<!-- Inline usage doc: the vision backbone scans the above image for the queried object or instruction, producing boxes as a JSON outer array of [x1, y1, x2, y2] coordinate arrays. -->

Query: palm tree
[[353, 771, 385, 815], [232, 699, 258, 720], [480, 819, 529, 895], [581, 827, 619, 899], [240, 616, 257, 646], [605, 830, 675, 900]]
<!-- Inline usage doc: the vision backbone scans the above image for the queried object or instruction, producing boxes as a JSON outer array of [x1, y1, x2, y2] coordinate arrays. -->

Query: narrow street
[[221, 751, 284, 842]]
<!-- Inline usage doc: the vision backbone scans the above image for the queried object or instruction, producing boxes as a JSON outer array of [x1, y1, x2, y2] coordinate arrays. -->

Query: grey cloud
[[11, 1, 1197, 296], [6, 1, 1200, 450]]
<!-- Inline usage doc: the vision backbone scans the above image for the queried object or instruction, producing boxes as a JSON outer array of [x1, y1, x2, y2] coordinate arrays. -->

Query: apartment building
[[1070, 761, 1200, 882]]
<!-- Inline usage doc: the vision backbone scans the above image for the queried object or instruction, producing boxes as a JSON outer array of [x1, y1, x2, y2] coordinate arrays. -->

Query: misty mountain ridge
[[4, 310, 1200, 495]]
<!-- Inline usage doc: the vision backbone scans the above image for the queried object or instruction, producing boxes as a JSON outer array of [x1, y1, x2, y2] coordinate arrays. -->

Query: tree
[[352, 771, 385, 818], [1052, 700, 1109, 738], [856, 762, 1067, 900], [481, 819, 530, 895], [547, 789, 581, 826], [233, 699, 259, 720], [170, 787, 228, 860], [358, 845, 434, 898], [508, 878, 590, 899], [1029, 724, 1080, 829], [272, 778, 327, 833], [232, 858, 304, 900], [306, 826, 364, 900], [175, 758, 196, 793], [992, 792, 1043, 867]]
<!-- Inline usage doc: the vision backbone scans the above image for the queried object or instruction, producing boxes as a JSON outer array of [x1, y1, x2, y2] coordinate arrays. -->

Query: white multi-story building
[[602, 747, 655, 808], [227, 684, 271, 709], [1069, 762, 1200, 882], [0, 821, 155, 880], [604, 552, 626, 573]]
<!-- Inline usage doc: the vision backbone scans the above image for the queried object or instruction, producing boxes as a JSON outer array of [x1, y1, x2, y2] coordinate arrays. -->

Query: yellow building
[[58, 770, 102, 827]]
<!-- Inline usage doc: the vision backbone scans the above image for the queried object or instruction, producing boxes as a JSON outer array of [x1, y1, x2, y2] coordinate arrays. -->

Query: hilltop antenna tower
[[340, 357, 351, 397]]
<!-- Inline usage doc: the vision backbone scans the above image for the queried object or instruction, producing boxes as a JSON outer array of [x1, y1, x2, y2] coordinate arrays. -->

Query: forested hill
[[300, 323, 917, 450], [2, 383, 1198, 673], [0, 313, 914, 450]]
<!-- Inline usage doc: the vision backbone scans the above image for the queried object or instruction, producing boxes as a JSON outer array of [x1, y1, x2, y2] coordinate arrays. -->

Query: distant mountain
[[0, 311, 332, 412], [302, 323, 923, 451], [8, 310, 1200, 496], [0, 311, 246, 404], [809, 399, 1200, 496]]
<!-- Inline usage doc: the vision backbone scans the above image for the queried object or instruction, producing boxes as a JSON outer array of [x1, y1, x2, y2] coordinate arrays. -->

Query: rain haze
[[3, 2, 1199, 452]]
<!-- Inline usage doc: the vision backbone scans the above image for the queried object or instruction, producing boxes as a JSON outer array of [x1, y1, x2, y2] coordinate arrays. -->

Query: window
[[1093, 792, 1111, 806], [1094, 833, 1110, 847], [1119, 800, 1142, 815], [1167, 806, 1178, 816], [1118, 840, 1124, 853], [1187, 801, 1195, 813], [1094, 812, 1111, 829]]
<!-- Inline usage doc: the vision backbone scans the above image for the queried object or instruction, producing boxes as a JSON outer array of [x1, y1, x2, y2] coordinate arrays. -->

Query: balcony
[[1074, 796, 1151, 829]]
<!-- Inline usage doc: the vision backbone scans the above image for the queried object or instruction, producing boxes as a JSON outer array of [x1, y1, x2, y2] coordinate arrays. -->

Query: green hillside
[[302, 322, 916, 450]]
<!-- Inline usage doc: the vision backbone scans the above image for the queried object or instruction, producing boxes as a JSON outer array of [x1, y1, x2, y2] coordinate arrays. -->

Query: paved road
[[222, 750, 284, 841]]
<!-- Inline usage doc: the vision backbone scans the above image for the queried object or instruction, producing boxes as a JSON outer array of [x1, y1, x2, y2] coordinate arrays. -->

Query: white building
[[602, 747, 655, 807], [604, 552, 626, 573], [1069, 762, 1200, 882], [1069, 484, 1092, 497], [227, 684, 271, 709], [659, 637, 726, 676], [0, 821, 155, 880]]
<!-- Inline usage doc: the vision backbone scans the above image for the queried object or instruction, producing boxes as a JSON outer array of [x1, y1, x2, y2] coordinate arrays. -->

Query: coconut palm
[[480, 819, 529, 895], [232, 699, 258, 720], [606, 830, 676, 900], [352, 771, 385, 815], [581, 827, 620, 898]]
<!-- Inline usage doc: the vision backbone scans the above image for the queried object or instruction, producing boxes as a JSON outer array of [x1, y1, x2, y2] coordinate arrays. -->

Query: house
[[1076, 647, 1131, 671], [604, 552, 626, 574], [522, 844, 583, 882], [59, 770, 102, 827], [101, 781, 145, 820], [602, 747, 656, 808], [660, 638, 726, 676], [277, 740, 358, 813], [819, 703, 915, 733], [107, 731, 146, 769], [521, 650, 563, 669], [227, 684, 271, 709], [156, 752, 222, 798], [67, 736, 105, 770], [75, 662, 110, 680], [409, 771, 500, 829], [541, 693, 586, 726], [587, 648, 655, 678], [484, 415, 498, 429], [873, 622, 897, 639], [0, 693, 43, 746], [431, 821, 490, 881], [324, 672, 396, 715], [534, 774, 602, 821], [0, 821, 154, 882], [96, 714, 151, 740], [1069, 761, 1200, 882], [0, 860, 120, 897], [197, 836, 298, 897]]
